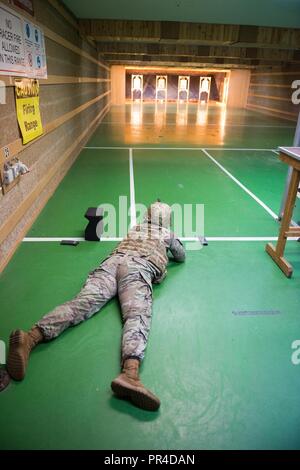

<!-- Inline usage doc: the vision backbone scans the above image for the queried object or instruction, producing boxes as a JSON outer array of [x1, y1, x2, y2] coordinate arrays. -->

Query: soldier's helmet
[[145, 200, 172, 228]]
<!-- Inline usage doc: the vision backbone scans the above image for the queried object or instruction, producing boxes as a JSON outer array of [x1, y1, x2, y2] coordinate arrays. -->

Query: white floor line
[[184, 236, 299, 241], [271, 149, 280, 155], [22, 236, 299, 242], [206, 237, 298, 241], [201, 149, 279, 220], [85, 146, 129, 150], [23, 237, 123, 242], [129, 148, 137, 228], [23, 237, 85, 242], [202, 148, 276, 152], [84, 146, 277, 152]]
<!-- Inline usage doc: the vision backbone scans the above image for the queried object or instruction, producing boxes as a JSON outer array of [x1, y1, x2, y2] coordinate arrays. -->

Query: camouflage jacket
[[113, 222, 185, 283]]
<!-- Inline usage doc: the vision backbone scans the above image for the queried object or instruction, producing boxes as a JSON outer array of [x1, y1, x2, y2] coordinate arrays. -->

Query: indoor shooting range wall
[[0, 0, 111, 272], [247, 68, 300, 121]]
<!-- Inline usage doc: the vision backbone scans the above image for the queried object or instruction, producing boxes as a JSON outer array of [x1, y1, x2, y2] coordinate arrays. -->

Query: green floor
[[1, 103, 300, 450]]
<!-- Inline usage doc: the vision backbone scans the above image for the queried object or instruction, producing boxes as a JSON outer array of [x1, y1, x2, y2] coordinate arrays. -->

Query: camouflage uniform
[[36, 206, 185, 363]]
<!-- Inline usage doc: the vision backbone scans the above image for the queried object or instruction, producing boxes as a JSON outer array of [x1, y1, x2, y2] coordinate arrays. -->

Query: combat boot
[[7, 327, 44, 381], [111, 358, 160, 411]]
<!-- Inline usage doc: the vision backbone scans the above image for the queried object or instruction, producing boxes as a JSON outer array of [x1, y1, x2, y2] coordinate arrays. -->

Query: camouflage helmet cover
[[145, 200, 172, 228]]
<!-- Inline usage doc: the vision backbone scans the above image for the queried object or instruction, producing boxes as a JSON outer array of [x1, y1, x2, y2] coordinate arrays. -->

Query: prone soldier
[[7, 201, 185, 411]]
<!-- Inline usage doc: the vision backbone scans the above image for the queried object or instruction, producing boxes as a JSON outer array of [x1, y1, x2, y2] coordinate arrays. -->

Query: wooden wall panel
[[111, 66, 126, 105], [247, 68, 300, 120], [0, 0, 111, 272], [227, 70, 250, 107]]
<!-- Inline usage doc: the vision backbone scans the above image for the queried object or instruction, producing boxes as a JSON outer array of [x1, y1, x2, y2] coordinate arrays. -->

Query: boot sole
[[111, 379, 160, 412], [7, 330, 27, 381]]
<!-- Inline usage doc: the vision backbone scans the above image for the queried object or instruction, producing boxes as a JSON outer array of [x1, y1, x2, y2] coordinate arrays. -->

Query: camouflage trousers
[[36, 254, 158, 363]]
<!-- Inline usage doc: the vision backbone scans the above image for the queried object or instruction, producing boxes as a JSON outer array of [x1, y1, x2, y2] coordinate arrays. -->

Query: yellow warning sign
[[15, 78, 43, 144]]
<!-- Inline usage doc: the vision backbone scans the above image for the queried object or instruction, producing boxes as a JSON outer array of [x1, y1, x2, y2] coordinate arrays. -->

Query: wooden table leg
[[266, 168, 300, 277]]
